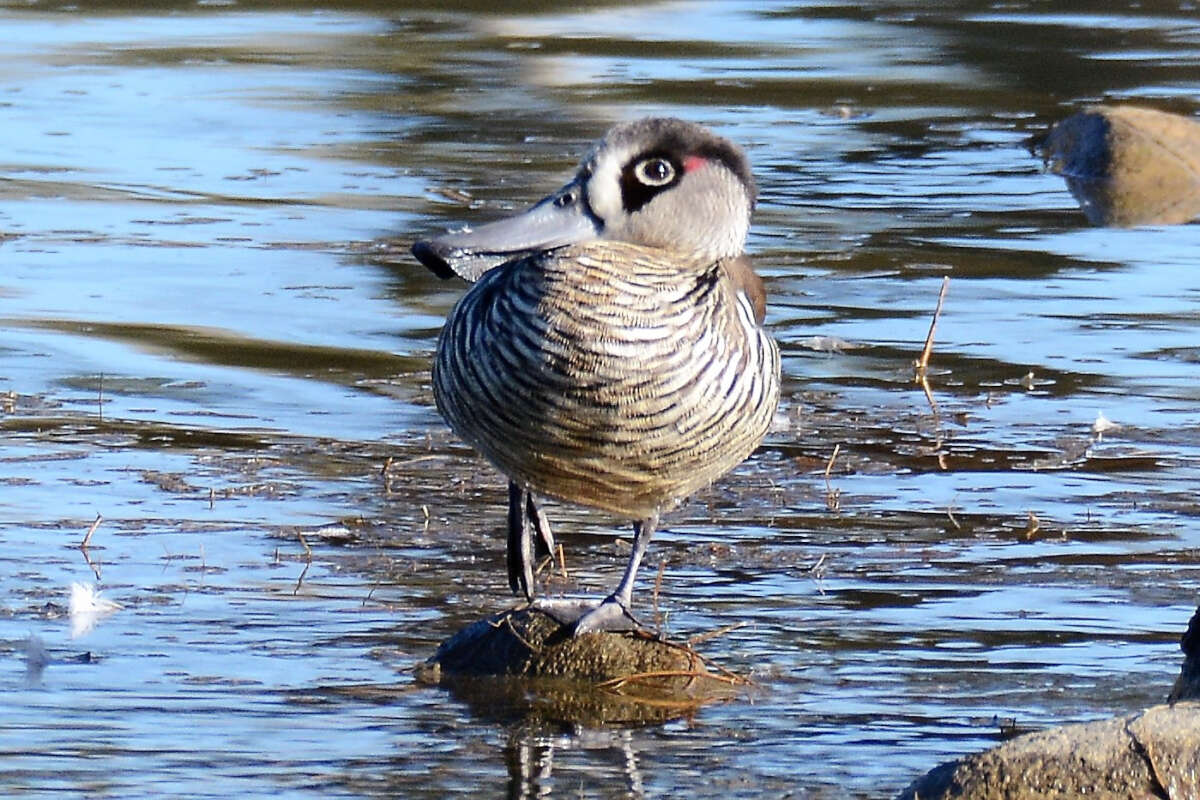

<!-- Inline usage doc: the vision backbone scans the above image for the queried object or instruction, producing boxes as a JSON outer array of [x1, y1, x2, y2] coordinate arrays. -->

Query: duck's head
[[412, 117, 756, 281]]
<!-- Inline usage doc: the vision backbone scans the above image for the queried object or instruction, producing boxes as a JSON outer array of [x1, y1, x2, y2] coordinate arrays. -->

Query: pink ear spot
[[683, 155, 707, 173]]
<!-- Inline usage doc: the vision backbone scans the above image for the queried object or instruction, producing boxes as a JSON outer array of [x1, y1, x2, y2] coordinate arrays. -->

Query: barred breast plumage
[[412, 117, 781, 635], [433, 240, 780, 519]]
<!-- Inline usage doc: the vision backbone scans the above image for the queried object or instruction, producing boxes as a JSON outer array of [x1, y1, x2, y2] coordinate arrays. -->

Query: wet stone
[[418, 607, 747, 726], [1037, 105, 1200, 226], [897, 606, 1200, 799], [896, 704, 1200, 800]]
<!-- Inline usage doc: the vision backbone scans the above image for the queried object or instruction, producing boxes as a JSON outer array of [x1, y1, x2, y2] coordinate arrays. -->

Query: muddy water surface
[[2, 2, 1199, 797]]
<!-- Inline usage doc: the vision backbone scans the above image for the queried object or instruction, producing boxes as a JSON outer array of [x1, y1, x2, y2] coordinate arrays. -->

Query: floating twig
[[1023, 510, 1041, 540]]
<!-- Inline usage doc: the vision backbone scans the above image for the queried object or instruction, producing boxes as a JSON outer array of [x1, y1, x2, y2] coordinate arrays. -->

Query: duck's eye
[[554, 189, 577, 208], [633, 157, 675, 186]]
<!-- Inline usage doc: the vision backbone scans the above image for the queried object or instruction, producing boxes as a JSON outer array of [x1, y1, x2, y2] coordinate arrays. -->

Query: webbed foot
[[571, 596, 642, 636], [530, 596, 644, 636]]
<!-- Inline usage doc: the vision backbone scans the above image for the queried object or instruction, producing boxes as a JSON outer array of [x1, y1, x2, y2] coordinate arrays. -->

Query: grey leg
[[570, 514, 658, 636]]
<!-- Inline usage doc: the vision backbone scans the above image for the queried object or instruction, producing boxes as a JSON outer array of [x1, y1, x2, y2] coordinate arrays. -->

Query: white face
[[582, 139, 640, 227], [412, 118, 755, 282], [580, 134, 753, 261]]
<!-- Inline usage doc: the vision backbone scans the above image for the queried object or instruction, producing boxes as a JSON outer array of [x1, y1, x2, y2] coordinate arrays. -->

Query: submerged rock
[[1036, 105, 1200, 226], [418, 606, 747, 726], [897, 606, 1200, 799]]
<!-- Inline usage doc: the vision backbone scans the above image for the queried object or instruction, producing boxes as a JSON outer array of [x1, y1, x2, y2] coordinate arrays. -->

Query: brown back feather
[[720, 255, 767, 325]]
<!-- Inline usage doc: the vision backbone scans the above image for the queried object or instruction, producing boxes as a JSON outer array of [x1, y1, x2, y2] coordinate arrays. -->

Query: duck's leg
[[506, 482, 556, 601], [570, 514, 657, 636], [506, 482, 533, 599], [527, 492, 556, 566]]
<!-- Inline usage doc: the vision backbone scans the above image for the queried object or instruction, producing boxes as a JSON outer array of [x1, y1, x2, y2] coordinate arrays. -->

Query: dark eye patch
[[619, 150, 683, 213]]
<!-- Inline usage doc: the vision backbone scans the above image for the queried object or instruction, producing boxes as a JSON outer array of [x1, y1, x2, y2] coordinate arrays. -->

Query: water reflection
[[2, 0, 1200, 797], [506, 727, 646, 800]]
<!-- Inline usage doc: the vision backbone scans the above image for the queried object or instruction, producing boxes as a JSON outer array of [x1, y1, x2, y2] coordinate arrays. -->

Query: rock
[[1037, 105, 1200, 226], [897, 606, 1200, 799], [418, 606, 747, 725], [896, 704, 1200, 800]]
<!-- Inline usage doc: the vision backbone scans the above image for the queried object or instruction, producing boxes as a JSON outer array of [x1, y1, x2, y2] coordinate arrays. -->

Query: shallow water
[[2, 1, 1199, 797]]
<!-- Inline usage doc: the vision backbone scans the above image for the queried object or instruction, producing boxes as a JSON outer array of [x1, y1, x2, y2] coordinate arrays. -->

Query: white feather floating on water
[[1092, 411, 1120, 440], [69, 581, 121, 639]]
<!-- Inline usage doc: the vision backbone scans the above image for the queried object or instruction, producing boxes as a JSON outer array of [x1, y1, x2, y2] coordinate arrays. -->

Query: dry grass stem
[[687, 620, 749, 647], [915, 276, 950, 378], [919, 373, 941, 418], [389, 455, 440, 469], [534, 553, 555, 580], [504, 613, 543, 654], [947, 505, 961, 530], [704, 657, 755, 686], [382, 455, 440, 493], [293, 562, 310, 595], [824, 444, 840, 483], [913, 278, 951, 468], [381, 456, 393, 492], [81, 513, 103, 549], [83, 557, 101, 581], [293, 530, 314, 595], [824, 444, 842, 511], [596, 668, 723, 691]]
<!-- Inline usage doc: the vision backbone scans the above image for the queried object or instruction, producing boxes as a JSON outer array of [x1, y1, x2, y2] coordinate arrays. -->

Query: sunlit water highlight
[[1, 2, 1198, 797]]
